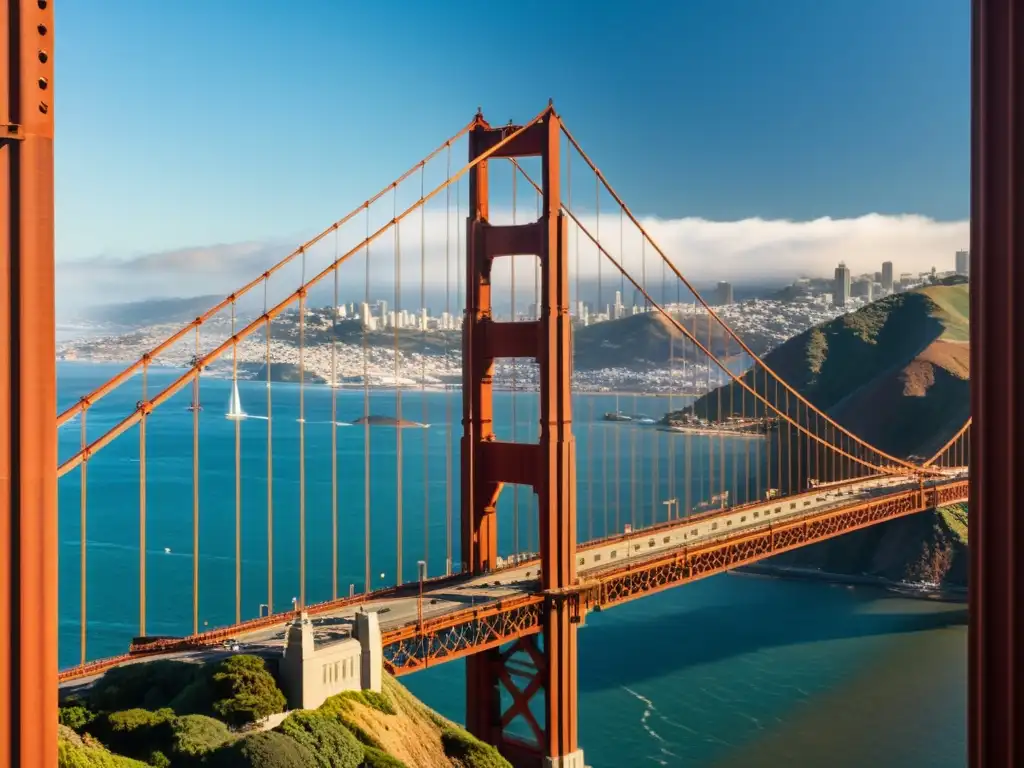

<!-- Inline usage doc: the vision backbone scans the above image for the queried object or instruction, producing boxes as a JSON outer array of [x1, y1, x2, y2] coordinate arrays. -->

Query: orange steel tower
[[969, 0, 1024, 764], [461, 106, 584, 767], [1, 2, 58, 767]]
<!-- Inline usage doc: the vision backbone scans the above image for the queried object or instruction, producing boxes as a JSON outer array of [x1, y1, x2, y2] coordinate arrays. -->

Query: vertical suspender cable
[[266, 282, 274, 614], [511, 162, 520, 556], [265, 280, 274, 614], [80, 410, 88, 664], [299, 252, 307, 609], [394, 189, 404, 586], [139, 364, 148, 637], [421, 166, 430, 571], [445, 147, 453, 575], [332, 232, 340, 599], [232, 301, 241, 624], [363, 210, 372, 592], [192, 326, 201, 635]]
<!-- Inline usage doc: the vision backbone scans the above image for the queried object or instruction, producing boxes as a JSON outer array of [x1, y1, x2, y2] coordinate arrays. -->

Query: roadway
[[59, 468, 967, 691]]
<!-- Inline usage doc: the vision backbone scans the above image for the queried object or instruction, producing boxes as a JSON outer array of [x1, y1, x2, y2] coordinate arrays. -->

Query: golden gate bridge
[[50, 105, 969, 764], [9, 2, 1024, 764]]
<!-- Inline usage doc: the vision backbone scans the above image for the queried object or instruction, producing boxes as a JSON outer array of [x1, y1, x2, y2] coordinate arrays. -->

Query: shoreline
[[730, 563, 967, 603], [56, 358, 704, 398]]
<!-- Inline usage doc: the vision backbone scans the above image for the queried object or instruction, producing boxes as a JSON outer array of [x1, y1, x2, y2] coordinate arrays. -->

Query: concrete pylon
[[280, 612, 315, 709], [355, 610, 382, 693]]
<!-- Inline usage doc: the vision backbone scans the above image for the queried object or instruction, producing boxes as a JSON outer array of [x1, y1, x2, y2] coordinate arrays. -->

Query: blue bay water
[[57, 362, 966, 767]]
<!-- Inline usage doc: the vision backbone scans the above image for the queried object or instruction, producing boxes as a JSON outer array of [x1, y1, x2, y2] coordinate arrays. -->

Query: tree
[[210, 655, 286, 727]]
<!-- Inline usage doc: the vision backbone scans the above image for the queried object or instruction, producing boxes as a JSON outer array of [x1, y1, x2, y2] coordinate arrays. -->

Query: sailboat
[[602, 394, 631, 422], [225, 380, 246, 420]]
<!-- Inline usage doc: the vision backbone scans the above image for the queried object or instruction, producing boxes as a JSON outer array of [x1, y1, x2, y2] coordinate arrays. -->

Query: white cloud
[[56, 210, 969, 319]]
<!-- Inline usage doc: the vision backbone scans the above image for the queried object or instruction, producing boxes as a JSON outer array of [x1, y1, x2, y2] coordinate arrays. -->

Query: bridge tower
[[1, 2, 58, 767], [461, 106, 584, 767]]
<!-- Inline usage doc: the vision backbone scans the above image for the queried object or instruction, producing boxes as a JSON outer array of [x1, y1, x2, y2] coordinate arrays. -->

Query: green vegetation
[[806, 328, 827, 377], [207, 731, 315, 768], [168, 714, 234, 763], [440, 727, 512, 768], [669, 283, 971, 586], [276, 710, 364, 768], [58, 725, 149, 768], [360, 747, 409, 768], [62, 655, 496, 767], [918, 283, 970, 342], [210, 654, 287, 727], [59, 703, 96, 732], [939, 504, 969, 544]]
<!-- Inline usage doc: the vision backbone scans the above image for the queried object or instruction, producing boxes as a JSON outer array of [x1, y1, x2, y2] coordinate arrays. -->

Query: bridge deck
[[58, 470, 967, 687]]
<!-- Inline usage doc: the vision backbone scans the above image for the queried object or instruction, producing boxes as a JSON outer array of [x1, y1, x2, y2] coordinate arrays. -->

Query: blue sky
[[54, 0, 969, 311]]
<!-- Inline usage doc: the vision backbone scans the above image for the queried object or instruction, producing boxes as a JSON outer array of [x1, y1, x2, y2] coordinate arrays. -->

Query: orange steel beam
[[382, 480, 968, 675], [55, 108, 550, 479], [0, 2, 57, 767], [55, 475, 965, 683], [461, 106, 580, 763], [969, 0, 1023, 764], [56, 481, 966, 684]]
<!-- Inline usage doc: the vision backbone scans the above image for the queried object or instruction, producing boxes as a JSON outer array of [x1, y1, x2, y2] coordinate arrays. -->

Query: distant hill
[[573, 310, 774, 371], [678, 283, 969, 458], [81, 295, 226, 328], [269, 307, 777, 368], [670, 283, 970, 586]]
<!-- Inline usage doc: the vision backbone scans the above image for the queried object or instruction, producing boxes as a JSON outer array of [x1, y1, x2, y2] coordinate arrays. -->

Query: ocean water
[[57, 362, 966, 767]]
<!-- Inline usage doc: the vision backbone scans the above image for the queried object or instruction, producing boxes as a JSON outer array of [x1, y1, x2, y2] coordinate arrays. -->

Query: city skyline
[[53, 1, 970, 322]]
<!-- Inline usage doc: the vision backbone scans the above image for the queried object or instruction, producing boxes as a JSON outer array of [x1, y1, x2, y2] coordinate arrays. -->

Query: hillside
[[58, 654, 510, 768], [677, 283, 969, 458], [81, 295, 227, 329], [573, 310, 770, 371], [670, 283, 970, 585]]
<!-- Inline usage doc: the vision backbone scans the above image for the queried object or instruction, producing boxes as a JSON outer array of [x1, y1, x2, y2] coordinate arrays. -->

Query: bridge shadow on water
[[575, 577, 967, 694]]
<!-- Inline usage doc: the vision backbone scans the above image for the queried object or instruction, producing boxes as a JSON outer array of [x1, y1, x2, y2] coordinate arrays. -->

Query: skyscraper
[[715, 281, 734, 306], [881, 261, 894, 292], [833, 262, 851, 307], [955, 250, 970, 277]]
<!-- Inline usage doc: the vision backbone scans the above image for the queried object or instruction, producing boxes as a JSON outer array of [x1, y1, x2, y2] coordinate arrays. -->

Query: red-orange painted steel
[[536, 110, 579, 761], [970, 1, 1023, 764], [462, 114, 502, 744], [0, 3, 57, 767], [381, 480, 967, 676], [461, 107, 580, 763]]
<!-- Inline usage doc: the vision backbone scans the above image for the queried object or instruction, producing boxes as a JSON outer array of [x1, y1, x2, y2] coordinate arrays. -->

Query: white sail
[[226, 380, 246, 420]]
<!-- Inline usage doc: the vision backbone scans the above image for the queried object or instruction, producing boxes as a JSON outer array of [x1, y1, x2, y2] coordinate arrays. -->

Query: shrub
[[58, 725, 150, 768], [168, 714, 233, 762], [94, 708, 174, 759], [145, 751, 171, 768], [210, 655, 286, 727], [440, 727, 512, 768], [360, 746, 408, 768], [206, 731, 315, 768], [59, 704, 96, 732], [276, 710, 364, 768], [88, 661, 201, 713]]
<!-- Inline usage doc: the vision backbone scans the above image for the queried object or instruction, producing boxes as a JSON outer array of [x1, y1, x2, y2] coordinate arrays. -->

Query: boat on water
[[602, 411, 633, 422], [602, 395, 632, 422], [225, 380, 246, 420], [636, 417, 656, 425]]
